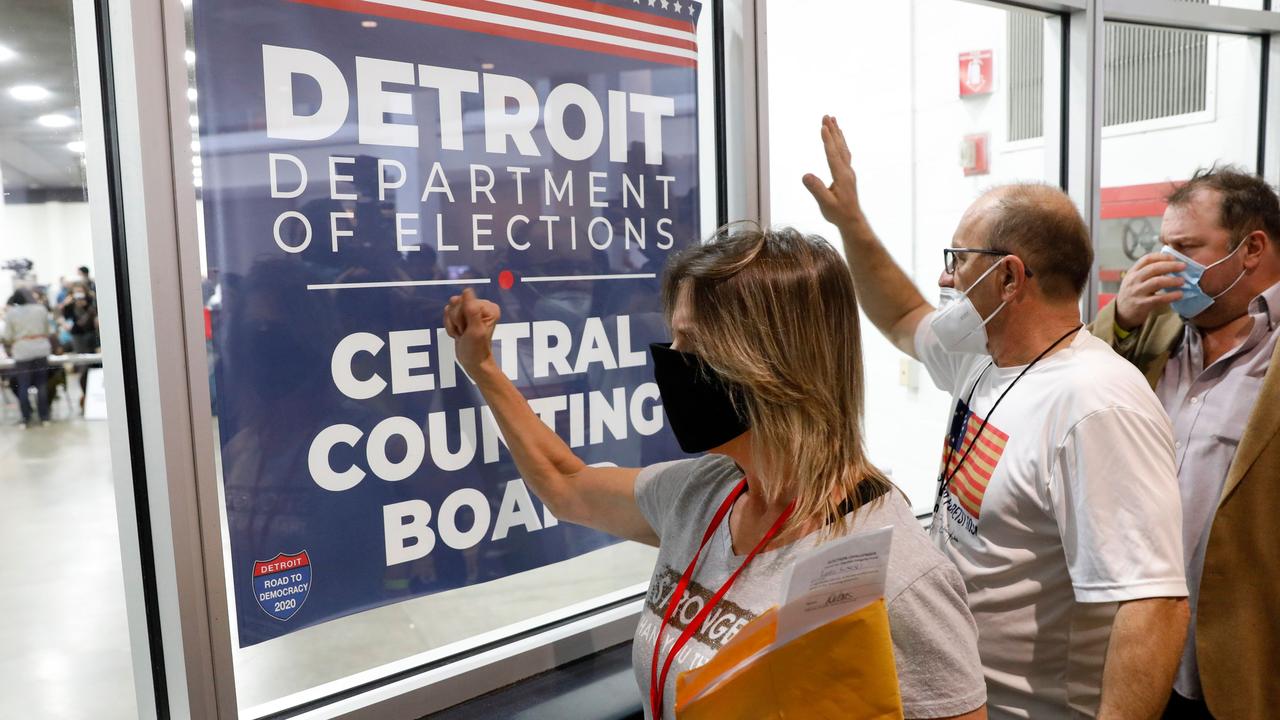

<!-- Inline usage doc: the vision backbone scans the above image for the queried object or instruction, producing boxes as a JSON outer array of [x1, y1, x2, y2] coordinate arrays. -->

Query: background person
[[60, 282, 99, 413], [76, 265, 95, 294], [60, 282, 98, 354], [803, 115, 1188, 719], [1090, 167, 1280, 720], [55, 277, 72, 306], [444, 228, 988, 720], [2, 290, 53, 427]]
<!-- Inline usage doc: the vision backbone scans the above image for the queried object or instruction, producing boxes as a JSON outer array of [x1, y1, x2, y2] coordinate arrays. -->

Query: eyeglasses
[[942, 248, 1034, 277]]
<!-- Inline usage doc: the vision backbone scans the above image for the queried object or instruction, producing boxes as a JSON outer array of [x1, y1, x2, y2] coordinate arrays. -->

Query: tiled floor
[[0, 417, 138, 720]]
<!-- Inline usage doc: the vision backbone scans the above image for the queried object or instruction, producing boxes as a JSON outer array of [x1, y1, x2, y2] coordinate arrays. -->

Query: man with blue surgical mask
[[805, 115, 1189, 720], [1091, 167, 1280, 720]]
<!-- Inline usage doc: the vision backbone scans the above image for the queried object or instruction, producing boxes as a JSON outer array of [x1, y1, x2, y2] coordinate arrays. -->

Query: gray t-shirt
[[2, 304, 53, 361], [632, 455, 986, 719]]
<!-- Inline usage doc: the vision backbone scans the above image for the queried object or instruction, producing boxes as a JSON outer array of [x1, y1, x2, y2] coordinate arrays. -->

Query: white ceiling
[[0, 0, 86, 197]]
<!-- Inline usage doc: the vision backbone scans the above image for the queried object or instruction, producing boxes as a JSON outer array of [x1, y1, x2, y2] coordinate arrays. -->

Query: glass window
[[765, 0, 1062, 514], [1098, 26, 1262, 311], [0, 0, 136, 718], [181, 0, 721, 713]]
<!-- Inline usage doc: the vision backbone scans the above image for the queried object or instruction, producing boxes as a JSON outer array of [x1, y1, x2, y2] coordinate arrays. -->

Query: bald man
[[804, 117, 1189, 720]]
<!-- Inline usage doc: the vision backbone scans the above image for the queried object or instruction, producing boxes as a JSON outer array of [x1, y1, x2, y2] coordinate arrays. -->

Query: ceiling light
[[66, 140, 86, 153], [191, 139, 200, 153], [0, 45, 15, 63], [37, 114, 74, 128], [192, 155, 202, 167], [361, 20, 378, 28], [9, 85, 50, 102], [193, 166, 202, 178], [185, 49, 195, 65], [189, 114, 198, 128], [187, 87, 197, 101]]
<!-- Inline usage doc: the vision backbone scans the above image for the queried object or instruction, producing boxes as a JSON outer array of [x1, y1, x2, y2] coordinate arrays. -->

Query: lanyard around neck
[[649, 477, 795, 719]]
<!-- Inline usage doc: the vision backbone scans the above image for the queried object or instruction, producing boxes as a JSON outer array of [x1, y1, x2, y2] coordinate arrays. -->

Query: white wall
[[0, 201, 96, 302], [766, 0, 1053, 512]]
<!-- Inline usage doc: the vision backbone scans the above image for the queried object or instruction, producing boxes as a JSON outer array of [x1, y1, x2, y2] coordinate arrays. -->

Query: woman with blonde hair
[[444, 226, 986, 719]]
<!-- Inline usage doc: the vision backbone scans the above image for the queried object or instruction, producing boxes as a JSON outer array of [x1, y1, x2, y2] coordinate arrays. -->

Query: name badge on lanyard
[[947, 397, 974, 456]]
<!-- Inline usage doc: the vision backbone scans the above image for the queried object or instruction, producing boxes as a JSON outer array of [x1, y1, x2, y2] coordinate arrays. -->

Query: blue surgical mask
[[1159, 244, 1247, 319]]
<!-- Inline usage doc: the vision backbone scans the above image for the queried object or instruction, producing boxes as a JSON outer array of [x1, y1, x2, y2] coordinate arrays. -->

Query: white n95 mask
[[931, 259, 1009, 355]]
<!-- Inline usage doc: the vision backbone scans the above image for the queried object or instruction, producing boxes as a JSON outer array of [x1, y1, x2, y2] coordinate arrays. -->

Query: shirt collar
[[1175, 279, 1280, 365], [1250, 279, 1280, 332]]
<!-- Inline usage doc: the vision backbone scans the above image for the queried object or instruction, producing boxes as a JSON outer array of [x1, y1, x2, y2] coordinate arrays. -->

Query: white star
[[648, 0, 655, 6], [674, 1, 682, 12], [659, 0, 669, 9], [688, 3, 696, 14]]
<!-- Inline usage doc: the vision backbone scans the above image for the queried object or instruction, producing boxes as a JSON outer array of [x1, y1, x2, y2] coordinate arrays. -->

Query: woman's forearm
[[470, 358, 587, 516]]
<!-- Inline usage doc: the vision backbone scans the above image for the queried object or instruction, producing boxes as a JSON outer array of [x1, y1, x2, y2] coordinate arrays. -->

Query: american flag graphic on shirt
[[941, 407, 1009, 520]]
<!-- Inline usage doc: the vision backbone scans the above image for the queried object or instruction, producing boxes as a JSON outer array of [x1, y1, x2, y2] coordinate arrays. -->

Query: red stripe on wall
[[1100, 181, 1185, 220]]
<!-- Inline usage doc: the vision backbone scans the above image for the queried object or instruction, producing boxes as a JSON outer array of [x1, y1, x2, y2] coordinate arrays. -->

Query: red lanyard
[[649, 477, 795, 719]]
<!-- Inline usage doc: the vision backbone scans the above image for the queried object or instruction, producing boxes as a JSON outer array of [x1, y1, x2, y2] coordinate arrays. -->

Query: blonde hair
[[661, 225, 893, 536]]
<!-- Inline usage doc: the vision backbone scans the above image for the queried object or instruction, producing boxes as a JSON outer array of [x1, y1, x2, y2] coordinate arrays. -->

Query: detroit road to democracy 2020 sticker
[[253, 551, 311, 621]]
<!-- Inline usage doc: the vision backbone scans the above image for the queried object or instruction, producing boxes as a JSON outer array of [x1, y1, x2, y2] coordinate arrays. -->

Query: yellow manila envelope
[[675, 526, 903, 720]]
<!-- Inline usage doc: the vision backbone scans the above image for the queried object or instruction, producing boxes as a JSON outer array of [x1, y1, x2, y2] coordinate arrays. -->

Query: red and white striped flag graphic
[[941, 411, 1008, 520], [289, 0, 701, 67]]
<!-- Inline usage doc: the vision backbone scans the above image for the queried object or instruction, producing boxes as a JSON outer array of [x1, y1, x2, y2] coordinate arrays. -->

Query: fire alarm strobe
[[961, 133, 990, 176]]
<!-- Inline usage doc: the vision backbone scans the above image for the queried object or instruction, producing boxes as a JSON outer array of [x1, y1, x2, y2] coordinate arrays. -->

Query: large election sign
[[193, 0, 703, 646]]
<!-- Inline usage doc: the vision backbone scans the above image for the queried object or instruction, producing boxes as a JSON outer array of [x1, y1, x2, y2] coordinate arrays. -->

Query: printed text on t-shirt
[[643, 565, 757, 650]]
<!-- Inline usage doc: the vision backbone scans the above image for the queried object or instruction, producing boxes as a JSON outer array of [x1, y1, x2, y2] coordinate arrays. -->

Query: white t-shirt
[[915, 316, 1188, 719]]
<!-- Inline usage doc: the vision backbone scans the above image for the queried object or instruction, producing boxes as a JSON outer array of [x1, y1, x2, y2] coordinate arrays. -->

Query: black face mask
[[650, 343, 750, 453]]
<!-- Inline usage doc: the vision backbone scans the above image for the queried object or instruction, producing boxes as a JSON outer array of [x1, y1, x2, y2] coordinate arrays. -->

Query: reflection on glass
[[765, 1, 1060, 514], [1099, 27, 1261, 310]]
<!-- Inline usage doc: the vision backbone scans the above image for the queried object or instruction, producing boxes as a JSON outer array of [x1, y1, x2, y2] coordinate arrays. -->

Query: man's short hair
[[1166, 166, 1280, 250], [78, 265, 90, 275], [985, 184, 1093, 301]]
